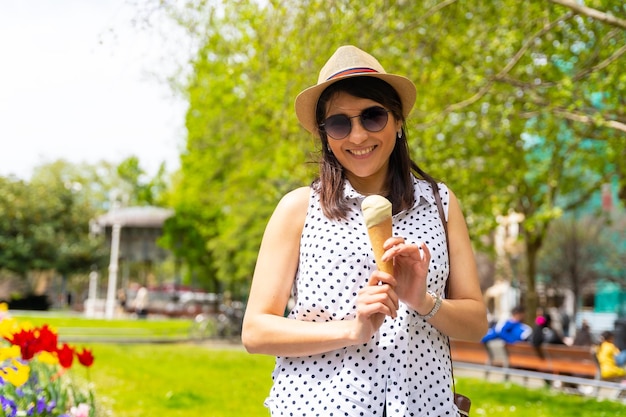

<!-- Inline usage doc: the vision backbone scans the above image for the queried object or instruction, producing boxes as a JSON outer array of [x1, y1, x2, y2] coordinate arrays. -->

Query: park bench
[[505, 342, 554, 374], [450, 339, 508, 367], [450, 340, 601, 380], [542, 344, 599, 379], [449, 339, 491, 365], [450, 339, 624, 400]]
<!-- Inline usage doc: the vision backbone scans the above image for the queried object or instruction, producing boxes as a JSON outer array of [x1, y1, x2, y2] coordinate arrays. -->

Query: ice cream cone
[[362, 195, 393, 274], [366, 217, 393, 274]]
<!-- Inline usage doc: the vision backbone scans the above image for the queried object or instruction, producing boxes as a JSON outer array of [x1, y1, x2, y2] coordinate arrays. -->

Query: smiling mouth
[[349, 146, 376, 156]]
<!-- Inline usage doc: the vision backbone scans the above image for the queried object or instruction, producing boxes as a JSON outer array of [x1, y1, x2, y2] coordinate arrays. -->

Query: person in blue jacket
[[482, 305, 532, 344]]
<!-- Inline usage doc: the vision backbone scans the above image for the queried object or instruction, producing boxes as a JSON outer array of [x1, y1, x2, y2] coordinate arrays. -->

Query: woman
[[242, 45, 488, 416]]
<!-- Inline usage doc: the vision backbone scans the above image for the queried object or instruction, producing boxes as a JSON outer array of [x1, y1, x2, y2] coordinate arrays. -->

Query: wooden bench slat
[[450, 339, 491, 365], [450, 339, 602, 381], [543, 345, 599, 378], [505, 343, 553, 373]]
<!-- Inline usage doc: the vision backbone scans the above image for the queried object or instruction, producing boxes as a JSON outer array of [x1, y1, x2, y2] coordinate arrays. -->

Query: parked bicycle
[[188, 301, 244, 341]]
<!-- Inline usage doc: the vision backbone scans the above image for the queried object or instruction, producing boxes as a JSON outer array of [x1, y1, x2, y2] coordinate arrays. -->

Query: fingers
[[381, 238, 431, 263], [358, 280, 399, 319], [383, 236, 406, 248], [367, 270, 397, 287]]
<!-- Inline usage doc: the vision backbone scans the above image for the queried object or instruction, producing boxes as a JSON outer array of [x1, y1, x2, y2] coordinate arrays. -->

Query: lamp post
[[105, 223, 122, 319], [84, 268, 99, 318], [491, 211, 525, 320]]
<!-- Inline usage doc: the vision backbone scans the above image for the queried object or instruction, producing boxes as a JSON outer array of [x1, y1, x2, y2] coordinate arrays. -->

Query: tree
[[143, 0, 625, 305], [0, 176, 53, 276], [158, 201, 220, 291], [156, 0, 316, 294], [537, 215, 605, 318], [0, 163, 109, 298], [599, 209, 626, 289], [409, 0, 625, 317], [117, 156, 169, 206]]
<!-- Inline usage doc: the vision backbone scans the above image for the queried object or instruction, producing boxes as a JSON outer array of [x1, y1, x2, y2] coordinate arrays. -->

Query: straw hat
[[295, 45, 417, 134]]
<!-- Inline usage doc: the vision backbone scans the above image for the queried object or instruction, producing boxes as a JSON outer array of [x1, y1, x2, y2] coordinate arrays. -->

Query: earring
[[397, 130, 403, 139]]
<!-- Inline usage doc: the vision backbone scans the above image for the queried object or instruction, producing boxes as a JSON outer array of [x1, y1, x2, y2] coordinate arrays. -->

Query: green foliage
[[0, 171, 106, 278], [598, 211, 626, 286], [159, 206, 220, 290], [0, 157, 170, 295], [117, 156, 169, 207], [153, 0, 625, 300], [162, 0, 318, 292]]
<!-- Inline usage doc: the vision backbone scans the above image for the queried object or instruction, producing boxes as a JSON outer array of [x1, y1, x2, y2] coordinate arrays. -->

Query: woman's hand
[[352, 271, 399, 343], [381, 237, 433, 314]]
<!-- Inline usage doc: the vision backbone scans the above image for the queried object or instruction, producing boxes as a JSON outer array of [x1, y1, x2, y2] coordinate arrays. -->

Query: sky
[[0, 0, 189, 180]]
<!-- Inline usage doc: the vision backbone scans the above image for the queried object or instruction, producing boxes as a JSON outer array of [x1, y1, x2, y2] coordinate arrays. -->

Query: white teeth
[[350, 146, 375, 156]]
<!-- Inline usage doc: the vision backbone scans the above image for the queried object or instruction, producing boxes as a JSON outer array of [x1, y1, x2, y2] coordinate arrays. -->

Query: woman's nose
[[347, 119, 369, 144]]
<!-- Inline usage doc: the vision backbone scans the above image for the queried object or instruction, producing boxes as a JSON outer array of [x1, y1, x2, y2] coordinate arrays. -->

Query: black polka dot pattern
[[265, 178, 460, 416]]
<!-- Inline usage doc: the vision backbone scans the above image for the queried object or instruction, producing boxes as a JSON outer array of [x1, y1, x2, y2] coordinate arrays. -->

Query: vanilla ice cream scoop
[[362, 195, 392, 228], [362, 195, 393, 274]]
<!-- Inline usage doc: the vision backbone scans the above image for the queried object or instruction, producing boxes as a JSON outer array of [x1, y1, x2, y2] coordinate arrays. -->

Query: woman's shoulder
[[412, 177, 455, 209], [264, 187, 311, 238], [281, 186, 311, 205], [413, 176, 451, 195], [273, 186, 311, 218]]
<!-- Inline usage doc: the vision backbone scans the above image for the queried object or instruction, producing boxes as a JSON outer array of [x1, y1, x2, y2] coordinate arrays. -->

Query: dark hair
[[511, 306, 525, 315], [602, 330, 614, 342], [312, 77, 438, 220]]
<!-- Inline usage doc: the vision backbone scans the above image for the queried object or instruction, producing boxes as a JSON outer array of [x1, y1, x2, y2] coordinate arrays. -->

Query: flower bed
[[0, 303, 97, 417]]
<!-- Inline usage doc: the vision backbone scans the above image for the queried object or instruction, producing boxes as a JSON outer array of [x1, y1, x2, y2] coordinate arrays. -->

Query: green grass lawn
[[454, 377, 626, 417], [14, 312, 194, 342], [84, 343, 273, 417], [13, 313, 626, 416]]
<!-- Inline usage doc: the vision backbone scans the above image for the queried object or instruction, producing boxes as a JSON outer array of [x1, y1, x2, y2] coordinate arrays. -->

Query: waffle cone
[[367, 217, 393, 274]]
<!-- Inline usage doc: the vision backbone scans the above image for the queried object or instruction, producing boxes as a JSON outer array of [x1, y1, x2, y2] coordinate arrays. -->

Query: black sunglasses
[[319, 106, 391, 140]]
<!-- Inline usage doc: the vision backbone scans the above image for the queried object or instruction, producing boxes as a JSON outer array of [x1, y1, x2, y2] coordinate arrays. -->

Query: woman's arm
[[241, 187, 398, 357], [427, 189, 488, 340], [383, 189, 488, 341]]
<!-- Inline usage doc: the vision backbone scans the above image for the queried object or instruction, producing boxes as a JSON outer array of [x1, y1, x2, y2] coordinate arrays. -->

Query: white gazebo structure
[[89, 206, 174, 319]]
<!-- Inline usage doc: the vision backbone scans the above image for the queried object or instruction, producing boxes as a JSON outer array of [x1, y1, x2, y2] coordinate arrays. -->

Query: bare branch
[[414, 12, 573, 129], [548, 0, 626, 30], [573, 41, 626, 81], [405, 0, 460, 28], [498, 37, 626, 88], [520, 108, 626, 134], [552, 109, 626, 133], [423, 0, 460, 21]]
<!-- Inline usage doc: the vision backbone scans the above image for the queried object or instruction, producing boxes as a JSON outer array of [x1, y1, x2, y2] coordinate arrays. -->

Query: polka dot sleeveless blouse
[[265, 177, 459, 416]]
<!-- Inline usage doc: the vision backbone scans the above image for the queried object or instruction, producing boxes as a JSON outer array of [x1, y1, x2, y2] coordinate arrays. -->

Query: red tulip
[[37, 325, 59, 353], [57, 343, 75, 368], [76, 348, 95, 367], [6, 328, 38, 360], [6, 325, 60, 361]]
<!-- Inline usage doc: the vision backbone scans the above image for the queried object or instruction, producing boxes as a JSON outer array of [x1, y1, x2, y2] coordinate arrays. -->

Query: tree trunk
[[525, 239, 541, 323]]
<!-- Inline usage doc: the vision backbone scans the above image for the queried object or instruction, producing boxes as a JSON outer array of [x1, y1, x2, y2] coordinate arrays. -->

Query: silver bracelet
[[417, 291, 442, 320]]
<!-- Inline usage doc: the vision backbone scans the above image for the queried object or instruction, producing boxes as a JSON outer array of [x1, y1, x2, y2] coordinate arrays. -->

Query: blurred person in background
[[531, 313, 565, 348], [572, 320, 596, 346], [481, 305, 532, 344], [597, 331, 626, 380]]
